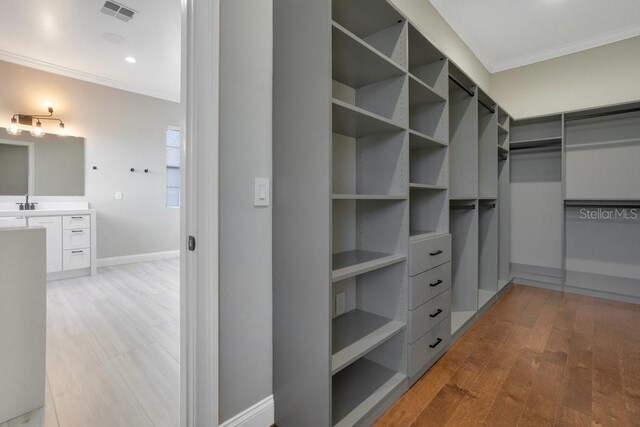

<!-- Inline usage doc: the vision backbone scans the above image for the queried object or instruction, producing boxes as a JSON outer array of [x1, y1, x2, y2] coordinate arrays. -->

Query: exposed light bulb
[[7, 117, 22, 136], [31, 121, 45, 138], [57, 122, 67, 137], [125, 56, 136, 64]]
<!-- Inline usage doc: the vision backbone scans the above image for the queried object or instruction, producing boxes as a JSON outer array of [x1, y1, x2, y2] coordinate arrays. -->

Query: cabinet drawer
[[63, 248, 91, 271], [408, 289, 451, 344], [0, 217, 27, 227], [409, 262, 451, 310], [63, 229, 90, 250], [408, 316, 451, 377], [409, 234, 451, 277], [63, 215, 90, 230]]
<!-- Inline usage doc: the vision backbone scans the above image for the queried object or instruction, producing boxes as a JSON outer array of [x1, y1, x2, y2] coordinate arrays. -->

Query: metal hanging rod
[[564, 201, 640, 208], [483, 203, 496, 209], [448, 75, 495, 114], [450, 204, 476, 211], [510, 140, 561, 151], [478, 99, 495, 115], [448, 75, 474, 97], [565, 106, 640, 122]]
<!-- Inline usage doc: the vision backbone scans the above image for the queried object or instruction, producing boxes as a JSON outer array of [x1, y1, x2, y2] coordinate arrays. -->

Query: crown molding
[[491, 23, 640, 72], [0, 49, 180, 103]]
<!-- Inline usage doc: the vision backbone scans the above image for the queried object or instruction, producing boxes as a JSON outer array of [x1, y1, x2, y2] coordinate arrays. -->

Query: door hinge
[[188, 235, 196, 251]]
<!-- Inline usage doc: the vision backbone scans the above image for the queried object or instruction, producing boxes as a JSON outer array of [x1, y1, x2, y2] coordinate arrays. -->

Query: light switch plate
[[254, 178, 270, 207], [115, 191, 123, 200]]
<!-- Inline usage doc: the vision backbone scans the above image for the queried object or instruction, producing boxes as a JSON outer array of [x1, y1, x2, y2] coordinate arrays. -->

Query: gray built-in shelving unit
[[274, 0, 512, 425], [445, 64, 513, 337], [509, 101, 640, 303], [509, 115, 564, 287]]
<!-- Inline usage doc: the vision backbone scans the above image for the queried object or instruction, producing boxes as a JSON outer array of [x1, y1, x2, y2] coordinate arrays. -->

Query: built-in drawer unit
[[28, 216, 63, 273], [409, 262, 451, 310], [409, 233, 451, 277], [63, 248, 91, 271], [408, 316, 451, 377], [0, 216, 27, 228], [62, 228, 91, 250], [408, 289, 451, 344], [63, 215, 90, 230]]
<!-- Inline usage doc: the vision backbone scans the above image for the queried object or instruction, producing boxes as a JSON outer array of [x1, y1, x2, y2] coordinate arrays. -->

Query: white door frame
[[180, 0, 220, 426]]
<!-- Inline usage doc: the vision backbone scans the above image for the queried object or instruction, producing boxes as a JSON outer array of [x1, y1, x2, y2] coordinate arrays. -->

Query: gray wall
[[492, 36, 640, 118], [0, 60, 180, 258], [219, 0, 273, 422], [34, 137, 85, 196], [0, 143, 28, 195]]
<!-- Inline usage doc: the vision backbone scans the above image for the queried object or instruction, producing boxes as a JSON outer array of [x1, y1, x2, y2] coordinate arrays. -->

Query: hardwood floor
[[1, 259, 180, 427], [376, 284, 640, 427]]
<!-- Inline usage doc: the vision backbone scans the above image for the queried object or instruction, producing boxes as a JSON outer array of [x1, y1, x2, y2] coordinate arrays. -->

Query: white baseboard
[[219, 395, 274, 427], [97, 250, 180, 267]]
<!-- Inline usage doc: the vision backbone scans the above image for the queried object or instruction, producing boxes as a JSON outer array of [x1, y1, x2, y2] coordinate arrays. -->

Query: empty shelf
[[449, 196, 478, 201], [510, 136, 562, 150], [409, 74, 446, 107], [333, 358, 406, 427], [410, 183, 447, 191], [332, 22, 406, 89], [478, 289, 496, 309], [410, 230, 447, 242], [332, 250, 406, 282], [332, 194, 406, 200], [498, 123, 509, 135], [332, 310, 405, 374], [451, 310, 476, 335], [409, 129, 447, 149], [332, 99, 404, 138]]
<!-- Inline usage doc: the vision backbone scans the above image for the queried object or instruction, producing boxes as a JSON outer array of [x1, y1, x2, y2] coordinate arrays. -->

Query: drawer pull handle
[[429, 309, 443, 318], [71, 216, 83, 219], [71, 250, 84, 254], [429, 280, 443, 287], [429, 250, 443, 256], [71, 230, 83, 233], [429, 338, 443, 349]]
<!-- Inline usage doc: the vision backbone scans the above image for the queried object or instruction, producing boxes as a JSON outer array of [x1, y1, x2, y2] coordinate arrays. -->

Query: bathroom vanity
[[0, 131, 95, 280], [0, 209, 97, 280]]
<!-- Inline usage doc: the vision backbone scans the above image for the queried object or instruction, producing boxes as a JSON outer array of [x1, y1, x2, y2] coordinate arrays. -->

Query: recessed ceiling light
[[125, 56, 136, 64]]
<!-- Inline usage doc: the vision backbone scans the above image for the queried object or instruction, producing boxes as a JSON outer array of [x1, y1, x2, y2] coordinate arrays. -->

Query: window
[[166, 127, 181, 207]]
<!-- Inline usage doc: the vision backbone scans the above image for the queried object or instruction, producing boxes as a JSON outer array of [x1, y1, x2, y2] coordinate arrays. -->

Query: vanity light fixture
[[6, 117, 22, 135], [6, 107, 66, 138]]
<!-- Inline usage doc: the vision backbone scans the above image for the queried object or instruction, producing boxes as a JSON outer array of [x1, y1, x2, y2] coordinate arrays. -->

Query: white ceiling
[[429, 0, 640, 72], [0, 0, 181, 102]]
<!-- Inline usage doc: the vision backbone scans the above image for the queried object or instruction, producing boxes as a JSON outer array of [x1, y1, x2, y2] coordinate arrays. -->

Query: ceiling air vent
[[101, 1, 138, 23]]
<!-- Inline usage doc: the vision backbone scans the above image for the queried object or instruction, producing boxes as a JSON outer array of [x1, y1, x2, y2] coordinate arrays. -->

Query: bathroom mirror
[[0, 129, 85, 196]]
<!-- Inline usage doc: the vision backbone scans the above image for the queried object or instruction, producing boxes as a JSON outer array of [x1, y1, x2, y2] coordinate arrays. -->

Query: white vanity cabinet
[[28, 216, 63, 273], [61, 215, 91, 271], [0, 209, 97, 280], [0, 217, 27, 228]]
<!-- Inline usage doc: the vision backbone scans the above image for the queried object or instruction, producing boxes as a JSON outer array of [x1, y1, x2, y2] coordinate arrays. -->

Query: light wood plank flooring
[[1, 259, 180, 427], [376, 284, 640, 426]]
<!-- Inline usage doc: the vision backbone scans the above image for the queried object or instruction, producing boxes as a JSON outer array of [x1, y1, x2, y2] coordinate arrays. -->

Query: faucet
[[16, 194, 37, 211]]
